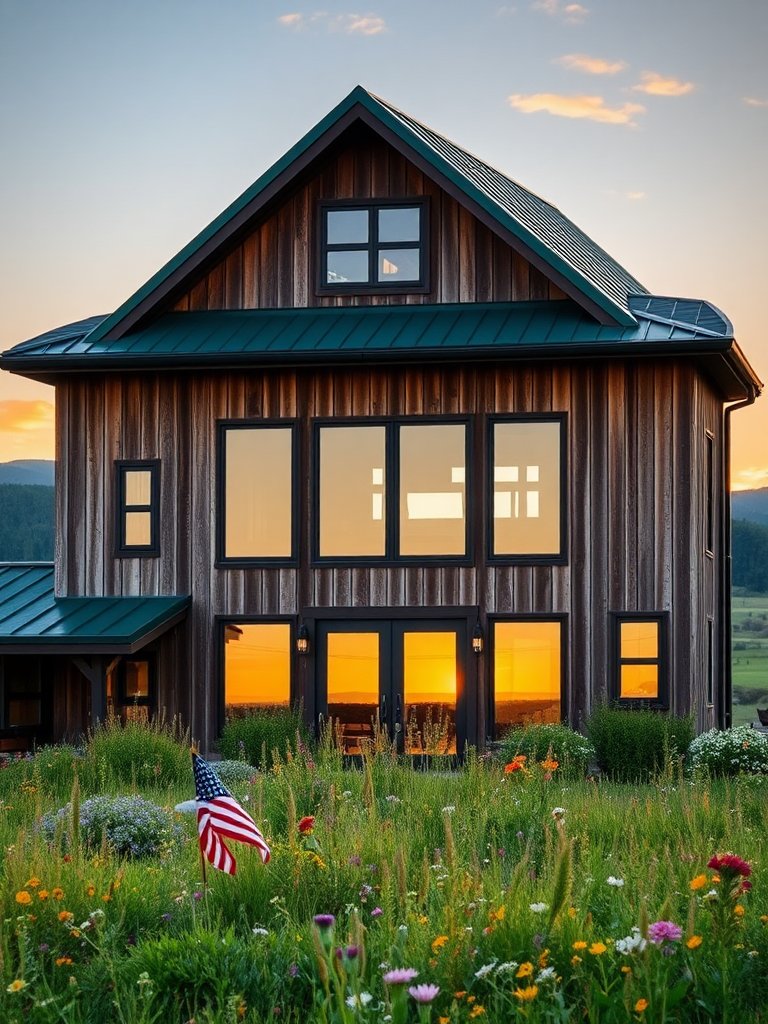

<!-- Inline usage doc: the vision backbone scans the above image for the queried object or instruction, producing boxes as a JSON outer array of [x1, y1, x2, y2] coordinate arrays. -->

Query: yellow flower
[[621, 966, 632, 975], [568, 906, 577, 918], [469, 1007, 486, 1018], [571, 955, 582, 966], [489, 904, 505, 922], [431, 935, 449, 953], [514, 986, 539, 1002], [25, 877, 41, 889], [58, 910, 74, 923], [686, 935, 703, 949], [466, 995, 476, 1004], [439, 1018, 450, 1024], [572, 940, 587, 950], [711, 874, 721, 884], [15, 891, 32, 905], [417, 914, 428, 925], [760, 915, 768, 925], [70, 929, 81, 939], [6, 979, 26, 993], [516, 962, 534, 978], [635, 998, 649, 1013], [102, 893, 112, 903], [52, 887, 64, 900], [589, 942, 607, 956], [538, 948, 550, 968], [734, 905, 745, 917]]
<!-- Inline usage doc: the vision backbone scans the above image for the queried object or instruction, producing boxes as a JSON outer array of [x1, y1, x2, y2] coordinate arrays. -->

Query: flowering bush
[[499, 722, 595, 778], [212, 759, 257, 787], [41, 795, 184, 857], [687, 725, 768, 776]]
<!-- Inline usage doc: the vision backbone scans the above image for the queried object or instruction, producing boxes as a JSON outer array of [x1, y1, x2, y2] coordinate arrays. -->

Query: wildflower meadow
[[0, 718, 767, 1023]]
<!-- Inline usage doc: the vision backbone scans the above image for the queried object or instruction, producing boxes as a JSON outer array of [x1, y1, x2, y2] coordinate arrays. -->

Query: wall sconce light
[[472, 622, 484, 655], [296, 624, 310, 655]]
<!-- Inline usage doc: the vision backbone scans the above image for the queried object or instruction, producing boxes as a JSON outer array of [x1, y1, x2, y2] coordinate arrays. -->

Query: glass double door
[[316, 620, 466, 756]]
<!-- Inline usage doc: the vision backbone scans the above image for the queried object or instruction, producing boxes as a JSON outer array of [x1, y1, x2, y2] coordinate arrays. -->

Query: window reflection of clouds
[[400, 424, 466, 556], [320, 427, 387, 556], [493, 422, 560, 555]]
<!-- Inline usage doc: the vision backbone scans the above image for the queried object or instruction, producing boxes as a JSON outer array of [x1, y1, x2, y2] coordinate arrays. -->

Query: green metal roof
[[0, 299, 737, 372], [75, 86, 644, 344], [0, 565, 190, 651]]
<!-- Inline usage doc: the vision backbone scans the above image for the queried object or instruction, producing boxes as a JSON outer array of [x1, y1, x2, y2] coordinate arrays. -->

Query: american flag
[[193, 753, 271, 875]]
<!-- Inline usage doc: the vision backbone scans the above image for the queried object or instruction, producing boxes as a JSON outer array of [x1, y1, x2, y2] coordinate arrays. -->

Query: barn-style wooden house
[[0, 87, 761, 754]]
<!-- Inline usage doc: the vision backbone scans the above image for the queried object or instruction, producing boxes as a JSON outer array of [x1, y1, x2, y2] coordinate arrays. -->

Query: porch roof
[[0, 565, 190, 653]]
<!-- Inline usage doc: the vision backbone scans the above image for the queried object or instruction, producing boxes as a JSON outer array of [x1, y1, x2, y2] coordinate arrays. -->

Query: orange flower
[[504, 755, 527, 774], [489, 905, 505, 923], [431, 935, 449, 953], [540, 759, 559, 772], [51, 888, 64, 901], [635, 998, 649, 1013], [469, 1007, 486, 1018], [734, 905, 745, 917], [538, 948, 550, 968], [454, 991, 467, 999], [58, 910, 74, 923], [25, 877, 42, 889], [689, 874, 708, 891], [621, 965, 632, 975], [514, 986, 538, 1002], [686, 935, 703, 949], [55, 957, 73, 967], [86, 884, 96, 897], [15, 891, 32, 905], [572, 940, 587, 950], [589, 942, 607, 956]]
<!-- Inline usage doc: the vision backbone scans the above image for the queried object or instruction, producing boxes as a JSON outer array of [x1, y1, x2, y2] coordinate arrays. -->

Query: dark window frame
[[610, 611, 669, 708], [706, 616, 715, 708], [216, 420, 300, 568], [115, 460, 161, 558], [487, 613, 568, 741], [216, 615, 298, 736], [487, 414, 568, 565], [316, 198, 430, 295], [705, 430, 715, 557], [311, 416, 473, 567], [116, 654, 156, 712]]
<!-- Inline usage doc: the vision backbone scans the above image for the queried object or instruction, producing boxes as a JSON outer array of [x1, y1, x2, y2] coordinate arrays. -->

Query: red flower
[[707, 854, 752, 878], [298, 816, 315, 835]]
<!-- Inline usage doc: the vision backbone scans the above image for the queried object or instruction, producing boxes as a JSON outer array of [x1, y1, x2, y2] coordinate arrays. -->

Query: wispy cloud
[[743, 96, 768, 108], [625, 191, 646, 200], [556, 53, 627, 75], [508, 92, 644, 126], [733, 468, 768, 490], [532, 0, 589, 24], [277, 11, 387, 34], [0, 400, 54, 434], [496, 4, 517, 14], [631, 71, 694, 97]]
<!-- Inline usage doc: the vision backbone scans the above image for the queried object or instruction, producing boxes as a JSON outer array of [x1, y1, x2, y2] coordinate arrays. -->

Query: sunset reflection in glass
[[320, 427, 386, 557], [224, 623, 291, 712], [327, 632, 380, 753], [493, 620, 561, 736], [225, 428, 292, 558], [400, 424, 465, 556], [403, 631, 457, 754]]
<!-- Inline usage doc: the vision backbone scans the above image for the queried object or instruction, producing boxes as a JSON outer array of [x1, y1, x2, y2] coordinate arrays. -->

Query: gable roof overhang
[[77, 87, 644, 344], [2, 299, 761, 401], [0, 565, 190, 655]]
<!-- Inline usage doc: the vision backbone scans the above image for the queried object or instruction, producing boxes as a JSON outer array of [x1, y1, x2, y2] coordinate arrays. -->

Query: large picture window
[[490, 418, 565, 560], [612, 614, 667, 704], [315, 420, 468, 562], [219, 424, 295, 563], [492, 619, 563, 738], [318, 200, 428, 293], [115, 460, 160, 557], [223, 622, 292, 715]]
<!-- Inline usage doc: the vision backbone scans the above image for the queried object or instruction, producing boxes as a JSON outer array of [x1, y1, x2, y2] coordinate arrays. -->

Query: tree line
[[0, 484, 54, 561]]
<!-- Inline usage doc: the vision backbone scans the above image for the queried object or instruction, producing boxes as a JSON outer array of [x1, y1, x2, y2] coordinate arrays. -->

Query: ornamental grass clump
[[41, 794, 184, 858], [587, 704, 694, 781], [687, 725, 768, 776], [219, 705, 309, 769], [85, 714, 190, 789]]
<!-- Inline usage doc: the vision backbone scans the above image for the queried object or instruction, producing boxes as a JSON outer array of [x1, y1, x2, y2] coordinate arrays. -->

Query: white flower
[[252, 927, 269, 936], [551, 807, 566, 818], [529, 902, 548, 914], [442, 805, 456, 814], [536, 967, 556, 983], [615, 927, 647, 955], [346, 992, 373, 1008], [386, 795, 401, 804], [607, 876, 625, 887], [495, 961, 519, 974], [342, 791, 352, 798], [474, 961, 497, 979]]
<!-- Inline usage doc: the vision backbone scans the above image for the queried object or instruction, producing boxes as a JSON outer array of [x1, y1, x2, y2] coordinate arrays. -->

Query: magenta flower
[[708, 854, 752, 878], [409, 984, 440, 1003], [313, 914, 336, 930], [371, 906, 383, 918], [383, 967, 419, 985], [647, 920, 683, 944]]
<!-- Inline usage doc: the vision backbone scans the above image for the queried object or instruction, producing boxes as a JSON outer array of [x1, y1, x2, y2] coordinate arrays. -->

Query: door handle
[[395, 693, 402, 732], [381, 694, 387, 724]]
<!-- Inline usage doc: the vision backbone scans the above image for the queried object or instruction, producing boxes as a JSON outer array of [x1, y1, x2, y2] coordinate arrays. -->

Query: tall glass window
[[399, 424, 466, 556], [224, 623, 291, 713], [493, 620, 562, 737], [492, 420, 563, 557], [222, 426, 293, 560], [319, 426, 386, 557]]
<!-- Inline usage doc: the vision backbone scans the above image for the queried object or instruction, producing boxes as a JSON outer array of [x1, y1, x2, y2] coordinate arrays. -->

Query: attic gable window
[[115, 461, 160, 558], [318, 200, 428, 293]]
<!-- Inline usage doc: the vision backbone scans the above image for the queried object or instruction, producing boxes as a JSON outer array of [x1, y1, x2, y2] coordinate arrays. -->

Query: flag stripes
[[193, 753, 271, 875]]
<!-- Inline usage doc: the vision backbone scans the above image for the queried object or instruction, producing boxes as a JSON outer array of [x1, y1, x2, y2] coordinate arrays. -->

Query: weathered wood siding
[[55, 359, 723, 746], [170, 132, 567, 312]]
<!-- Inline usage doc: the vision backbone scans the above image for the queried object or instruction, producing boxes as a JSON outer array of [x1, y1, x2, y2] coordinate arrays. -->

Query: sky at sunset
[[1, 0, 766, 485]]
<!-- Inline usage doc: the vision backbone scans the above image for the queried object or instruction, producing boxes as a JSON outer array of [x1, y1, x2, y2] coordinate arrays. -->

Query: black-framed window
[[489, 416, 566, 563], [611, 613, 668, 705], [107, 656, 155, 722], [705, 430, 715, 556], [314, 418, 469, 563], [318, 199, 429, 293], [491, 617, 565, 739], [115, 461, 160, 557], [222, 620, 293, 718], [217, 422, 298, 565]]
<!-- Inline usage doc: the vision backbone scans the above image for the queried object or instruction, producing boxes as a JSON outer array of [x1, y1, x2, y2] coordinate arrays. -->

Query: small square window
[[318, 200, 428, 293], [115, 461, 160, 557], [612, 614, 667, 705]]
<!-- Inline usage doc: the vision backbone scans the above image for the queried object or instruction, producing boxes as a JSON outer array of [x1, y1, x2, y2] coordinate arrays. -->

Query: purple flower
[[345, 945, 359, 960], [193, 891, 203, 901], [348, 855, 362, 867], [313, 914, 336, 930], [288, 963, 299, 978], [383, 967, 419, 985], [38, 943, 50, 953], [371, 906, 383, 918], [408, 984, 440, 1004], [647, 920, 683, 945]]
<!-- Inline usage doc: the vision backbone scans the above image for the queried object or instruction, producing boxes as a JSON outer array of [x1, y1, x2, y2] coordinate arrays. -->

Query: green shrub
[[687, 725, 768, 776], [85, 715, 189, 789], [214, 758, 258, 786], [219, 706, 309, 769], [586, 704, 694, 782], [498, 722, 595, 778]]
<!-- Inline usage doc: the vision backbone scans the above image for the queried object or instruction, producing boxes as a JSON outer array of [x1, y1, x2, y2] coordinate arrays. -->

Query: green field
[[732, 593, 768, 726]]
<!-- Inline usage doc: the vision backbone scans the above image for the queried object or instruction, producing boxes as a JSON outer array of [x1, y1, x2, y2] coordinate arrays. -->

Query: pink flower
[[647, 920, 683, 945], [707, 854, 751, 878], [383, 968, 419, 985], [371, 906, 383, 917], [409, 984, 440, 1003]]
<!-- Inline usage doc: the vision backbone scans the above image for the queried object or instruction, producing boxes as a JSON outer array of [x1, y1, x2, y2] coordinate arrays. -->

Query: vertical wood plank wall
[[56, 359, 723, 746]]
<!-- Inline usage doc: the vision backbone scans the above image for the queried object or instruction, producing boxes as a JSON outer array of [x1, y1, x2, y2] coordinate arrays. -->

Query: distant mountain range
[[0, 460, 55, 486], [733, 488, 768, 528]]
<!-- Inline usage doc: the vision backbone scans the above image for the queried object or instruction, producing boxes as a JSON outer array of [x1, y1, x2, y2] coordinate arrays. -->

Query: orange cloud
[[556, 53, 627, 75], [508, 92, 644, 126], [733, 468, 768, 490], [532, 0, 589, 23], [0, 400, 55, 461], [277, 11, 386, 34], [626, 191, 646, 200], [743, 97, 768, 108], [631, 72, 695, 97], [277, 13, 303, 27]]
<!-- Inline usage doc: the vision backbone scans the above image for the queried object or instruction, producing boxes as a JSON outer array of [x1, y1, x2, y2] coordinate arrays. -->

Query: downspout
[[722, 387, 758, 728]]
